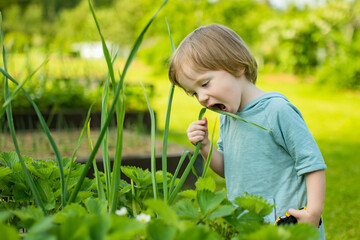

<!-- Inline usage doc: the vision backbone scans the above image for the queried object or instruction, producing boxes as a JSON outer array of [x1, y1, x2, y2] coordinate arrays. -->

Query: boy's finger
[[287, 208, 301, 219], [191, 124, 208, 131], [194, 119, 206, 125], [202, 117, 207, 125], [189, 122, 207, 130], [188, 130, 206, 137], [193, 117, 206, 125]]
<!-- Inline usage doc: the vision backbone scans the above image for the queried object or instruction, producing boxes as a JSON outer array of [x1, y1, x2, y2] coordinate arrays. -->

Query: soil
[[0, 128, 188, 160]]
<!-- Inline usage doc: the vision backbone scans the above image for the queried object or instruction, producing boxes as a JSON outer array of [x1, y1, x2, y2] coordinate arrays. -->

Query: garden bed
[[0, 128, 202, 187], [2, 110, 153, 132], [0, 127, 187, 160]]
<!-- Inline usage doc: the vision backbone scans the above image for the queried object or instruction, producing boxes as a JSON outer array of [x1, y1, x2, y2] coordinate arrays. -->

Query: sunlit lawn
[[151, 72, 360, 240]]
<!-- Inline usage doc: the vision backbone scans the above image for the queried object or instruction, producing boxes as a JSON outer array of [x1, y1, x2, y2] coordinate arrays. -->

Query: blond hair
[[168, 23, 257, 88]]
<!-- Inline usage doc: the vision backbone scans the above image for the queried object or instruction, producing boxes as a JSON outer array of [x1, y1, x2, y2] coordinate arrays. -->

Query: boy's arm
[[288, 170, 326, 227], [199, 144, 224, 178], [306, 169, 326, 219]]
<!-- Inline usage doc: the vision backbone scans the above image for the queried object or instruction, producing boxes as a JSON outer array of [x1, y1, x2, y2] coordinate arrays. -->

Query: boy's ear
[[235, 68, 245, 77]]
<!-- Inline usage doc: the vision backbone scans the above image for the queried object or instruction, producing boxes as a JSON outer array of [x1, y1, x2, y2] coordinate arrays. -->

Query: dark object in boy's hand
[[275, 206, 322, 227]]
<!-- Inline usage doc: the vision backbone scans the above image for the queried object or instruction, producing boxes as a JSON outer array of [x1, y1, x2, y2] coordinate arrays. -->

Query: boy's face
[[178, 63, 245, 113]]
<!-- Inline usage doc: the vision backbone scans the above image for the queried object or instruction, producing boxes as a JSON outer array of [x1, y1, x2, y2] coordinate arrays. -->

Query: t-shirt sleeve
[[268, 99, 327, 176]]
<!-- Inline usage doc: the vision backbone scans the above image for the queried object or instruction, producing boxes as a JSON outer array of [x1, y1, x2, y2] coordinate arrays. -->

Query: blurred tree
[[93, 0, 114, 7], [52, 0, 149, 54], [2, 4, 43, 52], [315, 0, 360, 90], [0, 0, 358, 90], [0, 0, 81, 21], [42, 0, 81, 21], [139, 0, 274, 73], [0, 0, 34, 11]]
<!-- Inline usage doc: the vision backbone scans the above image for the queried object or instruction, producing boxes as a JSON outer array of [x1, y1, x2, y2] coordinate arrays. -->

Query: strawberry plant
[[0, 0, 319, 239]]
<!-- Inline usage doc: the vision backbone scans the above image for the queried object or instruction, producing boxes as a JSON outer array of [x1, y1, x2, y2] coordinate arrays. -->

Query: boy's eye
[[201, 81, 209, 87]]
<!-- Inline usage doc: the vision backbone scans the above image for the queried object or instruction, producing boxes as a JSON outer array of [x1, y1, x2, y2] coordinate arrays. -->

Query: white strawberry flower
[[115, 207, 128, 216], [136, 213, 151, 223]]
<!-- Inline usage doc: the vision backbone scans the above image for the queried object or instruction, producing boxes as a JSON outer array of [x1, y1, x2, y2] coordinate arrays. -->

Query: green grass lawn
[[150, 73, 360, 239]]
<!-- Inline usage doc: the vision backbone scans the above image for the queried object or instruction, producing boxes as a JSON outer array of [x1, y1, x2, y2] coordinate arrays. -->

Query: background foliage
[[0, 0, 359, 90], [1, 0, 359, 113]]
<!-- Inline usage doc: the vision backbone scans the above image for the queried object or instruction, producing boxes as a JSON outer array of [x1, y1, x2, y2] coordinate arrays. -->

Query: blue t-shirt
[[217, 92, 326, 238]]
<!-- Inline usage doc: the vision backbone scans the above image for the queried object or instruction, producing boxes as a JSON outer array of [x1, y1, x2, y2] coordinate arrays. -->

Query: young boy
[[168, 23, 326, 238]]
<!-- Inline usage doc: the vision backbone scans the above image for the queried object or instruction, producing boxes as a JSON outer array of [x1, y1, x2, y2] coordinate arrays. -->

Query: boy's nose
[[197, 91, 209, 105]]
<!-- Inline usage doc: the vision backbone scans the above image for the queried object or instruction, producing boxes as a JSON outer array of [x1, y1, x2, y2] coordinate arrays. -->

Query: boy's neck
[[239, 78, 266, 112]]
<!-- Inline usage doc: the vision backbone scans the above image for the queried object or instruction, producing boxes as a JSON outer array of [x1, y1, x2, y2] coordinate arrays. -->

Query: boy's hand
[[186, 117, 209, 147], [287, 208, 321, 228]]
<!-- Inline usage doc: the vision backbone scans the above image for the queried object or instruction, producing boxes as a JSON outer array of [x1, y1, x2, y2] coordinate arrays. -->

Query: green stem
[[110, 75, 125, 213], [206, 108, 272, 131], [0, 60, 48, 119], [168, 108, 207, 204], [168, 150, 191, 195], [87, 120, 106, 200], [101, 73, 111, 202], [131, 179, 137, 216], [202, 119, 217, 177], [140, 81, 158, 199], [68, 0, 168, 204], [1, 13, 46, 214], [64, 105, 92, 201], [0, 69, 66, 208], [162, 18, 176, 203], [161, 85, 175, 202]]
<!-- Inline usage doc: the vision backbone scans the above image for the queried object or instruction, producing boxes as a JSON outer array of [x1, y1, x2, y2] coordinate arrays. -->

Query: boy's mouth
[[208, 103, 229, 112]]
